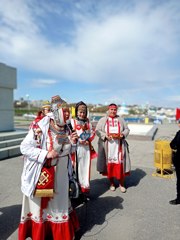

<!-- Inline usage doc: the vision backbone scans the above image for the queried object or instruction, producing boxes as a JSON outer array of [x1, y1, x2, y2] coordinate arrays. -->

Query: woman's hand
[[79, 139, 89, 145], [106, 135, 113, 141], [120, 134, 124, 139], [70, 131, 78, 144], [106, 134, 124, 140], [46, 149, 59, 159]]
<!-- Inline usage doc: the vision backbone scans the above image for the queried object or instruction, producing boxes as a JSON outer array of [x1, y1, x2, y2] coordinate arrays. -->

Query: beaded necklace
[[74, 119, 90, 131], [49, 120, 68, 145]]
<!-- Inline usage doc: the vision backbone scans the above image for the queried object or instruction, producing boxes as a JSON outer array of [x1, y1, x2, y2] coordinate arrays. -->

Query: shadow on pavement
[[75, 196, 123, 240], [0, 204, 21, 240], [73, 169, 146, 239], [72, 178, 110, 209], [125, 168, 147, 188], [90, 178, 110, 199], [73, 178, 123, 239]]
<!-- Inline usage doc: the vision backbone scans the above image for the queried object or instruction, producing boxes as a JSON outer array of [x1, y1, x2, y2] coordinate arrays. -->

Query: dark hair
[[37, 110, 44, 117], [108, 103, 117, 108], [75, 101, 87, 118]]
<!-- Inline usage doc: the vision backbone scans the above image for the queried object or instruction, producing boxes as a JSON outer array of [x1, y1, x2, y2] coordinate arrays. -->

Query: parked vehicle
[[23, 113, 36, 120]]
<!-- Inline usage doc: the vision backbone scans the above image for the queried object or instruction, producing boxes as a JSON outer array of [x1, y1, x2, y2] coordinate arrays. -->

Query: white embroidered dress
[[105, 117, 123, 179], [18, 116, 79, 240], [71, 119, 95, 193]]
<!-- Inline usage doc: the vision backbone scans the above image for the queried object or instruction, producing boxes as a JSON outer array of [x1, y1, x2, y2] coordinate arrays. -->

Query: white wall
[[0, 63, 17, 131]]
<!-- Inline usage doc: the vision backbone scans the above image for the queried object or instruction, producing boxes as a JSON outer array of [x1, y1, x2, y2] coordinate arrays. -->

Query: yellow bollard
[[152, 139, 174, 178], [145, 117, 149, 124]]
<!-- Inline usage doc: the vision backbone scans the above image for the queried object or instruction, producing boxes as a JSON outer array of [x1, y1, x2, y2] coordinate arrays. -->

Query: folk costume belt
[[108, 133, 121, 139]]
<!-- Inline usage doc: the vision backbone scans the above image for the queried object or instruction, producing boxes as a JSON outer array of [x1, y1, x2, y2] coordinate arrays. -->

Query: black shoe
[[169, 199, 180, 205]]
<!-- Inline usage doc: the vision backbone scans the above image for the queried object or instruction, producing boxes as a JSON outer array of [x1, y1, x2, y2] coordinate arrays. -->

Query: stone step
[[0, 131, 27, 141], [0, 145, 22, 160], [0, 130, 28, 160], [0, 138, 24, 148]]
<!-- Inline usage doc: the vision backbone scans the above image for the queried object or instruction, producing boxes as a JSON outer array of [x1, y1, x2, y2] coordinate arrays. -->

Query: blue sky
[[0, 0, 180, 107]]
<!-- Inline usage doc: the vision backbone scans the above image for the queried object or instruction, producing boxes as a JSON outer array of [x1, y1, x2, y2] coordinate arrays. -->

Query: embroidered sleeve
[[20, 128, 48, 164], [95, 117, 107, 141]]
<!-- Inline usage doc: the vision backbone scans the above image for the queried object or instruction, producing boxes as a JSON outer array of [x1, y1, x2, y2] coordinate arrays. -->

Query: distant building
[[117, 102, 129, 116]]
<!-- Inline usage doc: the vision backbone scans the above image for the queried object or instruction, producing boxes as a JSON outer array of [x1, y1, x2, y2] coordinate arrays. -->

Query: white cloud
[[0, 0, 180, 107], [167, 95, 180, 102], [31, 78, 58, 87]]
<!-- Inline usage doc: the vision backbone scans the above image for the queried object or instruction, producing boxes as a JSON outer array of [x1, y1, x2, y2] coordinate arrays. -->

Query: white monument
[[0, 63, 17, 131]]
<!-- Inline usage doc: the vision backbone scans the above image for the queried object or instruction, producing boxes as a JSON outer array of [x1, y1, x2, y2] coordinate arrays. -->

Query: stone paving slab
[[128, 123, 158, 140], [0, 123, 179, 240]]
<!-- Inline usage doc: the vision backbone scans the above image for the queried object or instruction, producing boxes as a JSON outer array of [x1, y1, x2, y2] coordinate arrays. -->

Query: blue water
[[124, 117, 144, 123], [91, 116, 144, 123]]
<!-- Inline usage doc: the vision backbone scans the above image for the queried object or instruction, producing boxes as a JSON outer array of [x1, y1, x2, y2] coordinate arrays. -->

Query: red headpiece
[[108, 104, 117, 109]]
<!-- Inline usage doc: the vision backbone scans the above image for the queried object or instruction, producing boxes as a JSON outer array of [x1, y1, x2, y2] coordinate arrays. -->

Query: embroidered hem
[[18, 209, 79, 240]]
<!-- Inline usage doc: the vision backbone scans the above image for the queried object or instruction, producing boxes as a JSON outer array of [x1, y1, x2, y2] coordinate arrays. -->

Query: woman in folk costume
[[41, 100, 51, 117], [63, 106, 71, 121], [95, 103, 131, 192], [70, 101, 97, 195], [29, 100, 51, 130], [18, 95, 79, 240]]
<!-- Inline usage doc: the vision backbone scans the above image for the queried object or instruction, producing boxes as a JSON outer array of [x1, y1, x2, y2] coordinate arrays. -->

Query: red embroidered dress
[[105, 117, 124, 180], [18, 119, 79, 240]]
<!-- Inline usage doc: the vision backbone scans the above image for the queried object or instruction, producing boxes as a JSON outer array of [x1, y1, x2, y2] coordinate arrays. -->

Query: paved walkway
[[0, 123, 180, 240]]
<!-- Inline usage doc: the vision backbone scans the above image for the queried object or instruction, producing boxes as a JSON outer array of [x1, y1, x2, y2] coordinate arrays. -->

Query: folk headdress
[[75, 101, 87, 119], [108, 103, 118, 109], [41, 100, 51, 109], [51, 95, 67, 126]]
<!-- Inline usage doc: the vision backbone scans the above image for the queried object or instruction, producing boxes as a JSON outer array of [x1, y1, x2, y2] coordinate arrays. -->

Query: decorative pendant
[[79, 131, 90, 141]]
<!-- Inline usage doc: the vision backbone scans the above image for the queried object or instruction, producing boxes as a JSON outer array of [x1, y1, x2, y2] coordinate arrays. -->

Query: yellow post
[[145, 117, 149, 124], [71, 107, 75, 118]]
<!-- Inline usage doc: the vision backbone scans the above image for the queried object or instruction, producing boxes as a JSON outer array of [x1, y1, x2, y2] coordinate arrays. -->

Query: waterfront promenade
[[0, 123, 180, 240]]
